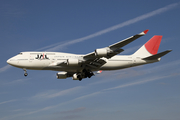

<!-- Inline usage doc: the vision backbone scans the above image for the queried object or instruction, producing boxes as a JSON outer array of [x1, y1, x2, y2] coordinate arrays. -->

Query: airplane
[[7, 30, 172, 81]]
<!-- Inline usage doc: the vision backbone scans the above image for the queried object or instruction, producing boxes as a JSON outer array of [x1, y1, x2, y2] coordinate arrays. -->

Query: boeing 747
[[7, 30, 172, 81]]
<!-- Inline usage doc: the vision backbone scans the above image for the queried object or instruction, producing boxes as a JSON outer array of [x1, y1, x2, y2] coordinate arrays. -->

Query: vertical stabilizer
[[144, 36, 162, 55], [133, 35, 162, 58]]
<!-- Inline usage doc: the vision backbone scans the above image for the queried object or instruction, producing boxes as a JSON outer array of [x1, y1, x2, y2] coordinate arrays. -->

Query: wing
[[109, 29, 149, 49], [83, 30, 149, 69], [84, 30, 148, 59], [49, 60, 67, 66]]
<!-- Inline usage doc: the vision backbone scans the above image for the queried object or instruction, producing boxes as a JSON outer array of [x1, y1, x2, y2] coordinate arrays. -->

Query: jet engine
[[95, 48, 107, 57], [67, 59, 80, 66], [95, 48, 124, 58], [56, 72, 68, 79], [72, 73, 82, 80], [72, 73, 78, 80]]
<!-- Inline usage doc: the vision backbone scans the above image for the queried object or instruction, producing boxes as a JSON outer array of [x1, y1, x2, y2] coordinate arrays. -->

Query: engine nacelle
[[95, 48, 108, 57], [67, 59, 79, 66], [56, 72, 68, 79], [72, 73, 79, 80]]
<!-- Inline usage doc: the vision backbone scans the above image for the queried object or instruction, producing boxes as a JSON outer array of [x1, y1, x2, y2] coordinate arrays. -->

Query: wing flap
[[86, 58, 107, 69]]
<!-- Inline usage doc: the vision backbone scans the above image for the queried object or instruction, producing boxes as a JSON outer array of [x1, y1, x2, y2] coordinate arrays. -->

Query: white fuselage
[[7, 52, 159, 72]]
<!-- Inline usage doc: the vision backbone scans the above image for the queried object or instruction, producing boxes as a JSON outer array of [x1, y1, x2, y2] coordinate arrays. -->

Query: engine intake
[[56, 72, 68, 79], [95, 48, 123, 58], [95, 48, 108, 57], [72, 73, 79, 80], [67, 59, 80, 66]]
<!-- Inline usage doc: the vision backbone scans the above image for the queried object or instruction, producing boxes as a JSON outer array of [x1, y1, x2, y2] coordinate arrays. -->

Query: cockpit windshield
[[18, 53, 23, 55]]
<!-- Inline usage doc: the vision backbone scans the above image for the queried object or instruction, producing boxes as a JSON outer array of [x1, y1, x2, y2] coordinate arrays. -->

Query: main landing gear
[[83, 69, 94, 79], [23, 68, 28, 76], [78, 69, 94, 81]]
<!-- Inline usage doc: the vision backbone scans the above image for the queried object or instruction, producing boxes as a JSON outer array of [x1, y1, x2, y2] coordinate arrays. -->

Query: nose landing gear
[[23, 68, 28, 76]]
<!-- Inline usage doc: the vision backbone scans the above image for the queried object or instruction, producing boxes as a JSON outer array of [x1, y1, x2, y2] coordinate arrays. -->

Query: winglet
[[145, 35, 162, 55], [144, 29, 149, 34], [139, 29, 149, 35]]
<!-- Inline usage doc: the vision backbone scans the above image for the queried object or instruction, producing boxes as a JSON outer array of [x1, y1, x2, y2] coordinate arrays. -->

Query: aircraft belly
[[42, 66, 82, 72], [15, 59, 50, 70]]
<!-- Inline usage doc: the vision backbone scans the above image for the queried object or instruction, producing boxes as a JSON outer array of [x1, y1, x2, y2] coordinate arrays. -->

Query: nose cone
[[7, 59, 11, 65], [6, 57, 18, 66]]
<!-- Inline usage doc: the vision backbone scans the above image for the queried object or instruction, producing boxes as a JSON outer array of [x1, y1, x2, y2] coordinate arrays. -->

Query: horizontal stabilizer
[[142, 50, 172, 60]]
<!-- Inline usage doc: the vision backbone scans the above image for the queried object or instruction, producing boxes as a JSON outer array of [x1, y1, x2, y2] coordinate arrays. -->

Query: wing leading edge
[[109, 29, 149, 49]]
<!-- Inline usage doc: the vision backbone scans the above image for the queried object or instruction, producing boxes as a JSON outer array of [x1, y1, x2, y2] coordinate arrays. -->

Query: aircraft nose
[[6, 58, 17, 66], [7, 59, 11, 64]]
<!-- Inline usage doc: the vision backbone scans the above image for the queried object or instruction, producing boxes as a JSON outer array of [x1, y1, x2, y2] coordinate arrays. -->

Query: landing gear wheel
[[79, 78, 82, 81], [24, 73, 28, 76], [23, 68, 28, 77], [77, 75, 82, 81], [82, 69, 94, 79]]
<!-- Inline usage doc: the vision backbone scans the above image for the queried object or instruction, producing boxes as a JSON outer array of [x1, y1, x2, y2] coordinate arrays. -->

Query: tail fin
[[133, 35, 162, 58]]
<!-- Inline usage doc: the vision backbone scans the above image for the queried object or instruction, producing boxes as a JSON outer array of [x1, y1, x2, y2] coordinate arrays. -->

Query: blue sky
[[0, 0, 180, 120]]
